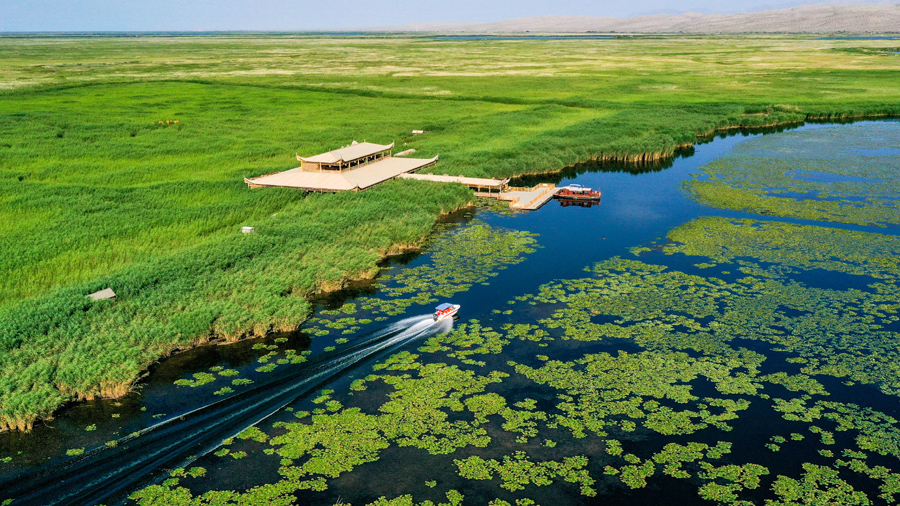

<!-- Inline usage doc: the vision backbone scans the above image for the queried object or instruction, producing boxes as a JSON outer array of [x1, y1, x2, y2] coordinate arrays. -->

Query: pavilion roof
[[246, 155, 438, 192], [298, 141, 394, 165]]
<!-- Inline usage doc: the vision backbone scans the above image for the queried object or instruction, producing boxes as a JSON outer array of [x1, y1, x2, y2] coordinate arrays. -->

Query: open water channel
[[1, 120, 899, 505]]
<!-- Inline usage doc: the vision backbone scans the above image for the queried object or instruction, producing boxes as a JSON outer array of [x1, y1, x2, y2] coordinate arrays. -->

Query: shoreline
[[0, 198, 474, 433], [508, 113, 899, 180]]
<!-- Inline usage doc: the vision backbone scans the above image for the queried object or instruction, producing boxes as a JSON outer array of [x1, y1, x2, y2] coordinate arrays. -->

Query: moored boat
[[554, 184, 601, 201], [433, 303, 460, 321]]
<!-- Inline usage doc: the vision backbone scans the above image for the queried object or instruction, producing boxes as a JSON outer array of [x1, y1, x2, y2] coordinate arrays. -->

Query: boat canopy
[[564, 185, 593, 192], [435, 303, 454, 311]]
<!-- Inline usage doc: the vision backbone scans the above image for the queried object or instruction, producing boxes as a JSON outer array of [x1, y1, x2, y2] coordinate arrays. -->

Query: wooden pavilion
[[245, 141, 439, 192], [297, 141, 394, 172]]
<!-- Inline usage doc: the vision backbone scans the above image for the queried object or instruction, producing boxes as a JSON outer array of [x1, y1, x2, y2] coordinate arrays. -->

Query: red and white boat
[[554, 184, 601, 201], [433, 303, 460, 321]]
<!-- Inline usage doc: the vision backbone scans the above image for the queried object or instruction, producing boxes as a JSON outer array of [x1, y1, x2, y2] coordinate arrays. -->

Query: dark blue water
[[819, 36, 900, 40], [435, 35, 615, 40], [855, 147, 900, 156], [787, 169, 882, 183]]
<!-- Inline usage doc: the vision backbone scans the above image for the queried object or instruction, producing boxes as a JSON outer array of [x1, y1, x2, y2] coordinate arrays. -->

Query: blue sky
[[1, 0, 896, 32]]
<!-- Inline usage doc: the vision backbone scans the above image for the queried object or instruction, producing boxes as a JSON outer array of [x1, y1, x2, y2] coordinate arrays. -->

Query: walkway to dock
[[399, 173, 558, 211], [475, 183, 561, 211], [397, 173, 509, 191]]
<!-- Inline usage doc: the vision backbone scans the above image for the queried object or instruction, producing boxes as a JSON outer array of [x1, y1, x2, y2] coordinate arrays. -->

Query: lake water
[[435, 35, 615, 40], [2, 120, 899, 506], [818, 36, 900, 40], [786, 169, 882, 184]]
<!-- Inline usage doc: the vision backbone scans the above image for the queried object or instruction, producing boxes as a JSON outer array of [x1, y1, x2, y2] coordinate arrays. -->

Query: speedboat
[[554, 184, 601, 201], [433, 303, 460, 321]]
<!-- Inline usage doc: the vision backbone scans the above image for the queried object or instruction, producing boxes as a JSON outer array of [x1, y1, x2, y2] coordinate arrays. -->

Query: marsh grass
[[1, 34, 898, 430], [0, 179, 471, 431]]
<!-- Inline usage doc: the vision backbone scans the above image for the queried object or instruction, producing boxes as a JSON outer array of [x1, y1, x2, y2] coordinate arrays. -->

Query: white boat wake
[[0, 314, 452, 506]]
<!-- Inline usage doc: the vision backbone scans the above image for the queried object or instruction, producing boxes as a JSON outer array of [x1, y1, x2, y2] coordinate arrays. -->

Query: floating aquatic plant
[[130, 124, 900, 506], [174, 372, 217, 388], [455, 452, 596, 496], [687, 123, 900, 227]]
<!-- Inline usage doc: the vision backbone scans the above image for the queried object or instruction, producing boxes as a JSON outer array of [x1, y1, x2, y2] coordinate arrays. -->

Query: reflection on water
[[511, 156, 678, 188], [555, 199, 601, 208], [511, 122, 817, 189]]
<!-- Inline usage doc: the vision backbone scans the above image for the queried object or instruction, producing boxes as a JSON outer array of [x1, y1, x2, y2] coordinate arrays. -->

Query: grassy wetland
[[0, 33, 900, 505], [118, 120, 900, 506]]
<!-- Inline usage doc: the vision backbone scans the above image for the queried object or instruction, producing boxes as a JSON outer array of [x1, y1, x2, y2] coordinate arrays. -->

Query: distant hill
[[373, 4, 900, 34]]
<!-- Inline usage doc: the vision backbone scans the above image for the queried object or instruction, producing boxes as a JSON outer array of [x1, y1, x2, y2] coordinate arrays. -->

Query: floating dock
[[399, 174, 558, 210], [475, 183, 561, 211]]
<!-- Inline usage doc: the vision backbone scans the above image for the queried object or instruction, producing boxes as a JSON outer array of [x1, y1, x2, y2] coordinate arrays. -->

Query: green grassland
[[0, 34, 898, 431]]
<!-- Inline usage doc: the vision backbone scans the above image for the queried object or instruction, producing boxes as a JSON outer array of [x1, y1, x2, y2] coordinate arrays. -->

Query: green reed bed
[[1, 34, 898, 432], [163, 220, 538, 393], [0, 179, 471, 431]]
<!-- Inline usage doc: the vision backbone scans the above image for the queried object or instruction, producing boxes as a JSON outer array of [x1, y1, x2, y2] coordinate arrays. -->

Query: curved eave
[[297, 142, 395, 165]]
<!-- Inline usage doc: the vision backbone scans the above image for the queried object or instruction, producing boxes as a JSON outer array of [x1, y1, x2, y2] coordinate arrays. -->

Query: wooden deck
[[397, 173, 509, 191], [245, 156, 438, 192], [401, 173, 558, 210], [475, 183, 561, 211]]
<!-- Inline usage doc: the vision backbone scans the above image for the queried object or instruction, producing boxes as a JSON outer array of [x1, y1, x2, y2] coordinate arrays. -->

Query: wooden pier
[[397, 173, 509, 191], [475, 183, 561, 211], [244, 141, 558, 210], [398, 173, 558, 211]]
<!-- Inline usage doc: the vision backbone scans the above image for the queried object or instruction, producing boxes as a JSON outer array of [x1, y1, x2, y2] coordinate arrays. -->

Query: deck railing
[[519, 186, 556, 209], [475, 183, 558, 210]]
